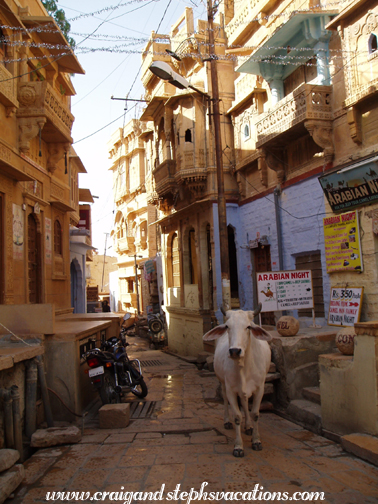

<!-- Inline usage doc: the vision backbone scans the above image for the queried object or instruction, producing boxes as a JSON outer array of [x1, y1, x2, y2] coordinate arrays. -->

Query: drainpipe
[[0, 388, 14, 448], [25, 359, 38, 439], [274, 185, 284, 270], [36, 355, 54, 427], [11, 386, 23, 460]]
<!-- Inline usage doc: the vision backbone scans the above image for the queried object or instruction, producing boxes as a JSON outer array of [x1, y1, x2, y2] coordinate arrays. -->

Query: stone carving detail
[[258, 150, 268, 187], [346, 106, 362, 144], [0, 65, 18, 109], [50, 182, 64, 200], [47, 143, 69, 174], [18, 84, 37, 107], [18, 117, 46, 154], [304, 120, 334, 162], [264, 148, 285, 184]]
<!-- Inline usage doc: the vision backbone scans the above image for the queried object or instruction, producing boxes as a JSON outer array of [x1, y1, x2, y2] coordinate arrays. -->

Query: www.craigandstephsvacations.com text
[[45, 482, 326, 502]]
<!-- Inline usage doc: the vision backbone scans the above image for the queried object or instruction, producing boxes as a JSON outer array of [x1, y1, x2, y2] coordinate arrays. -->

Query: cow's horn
[[220, 305, 226, 316], [253, 303, 262, 317]]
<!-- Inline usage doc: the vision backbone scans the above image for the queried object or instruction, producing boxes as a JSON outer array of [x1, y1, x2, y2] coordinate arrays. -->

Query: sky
[[59, 0, 208, 253]]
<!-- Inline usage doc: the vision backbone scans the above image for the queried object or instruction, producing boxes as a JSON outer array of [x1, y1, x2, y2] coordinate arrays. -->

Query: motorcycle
[[83, 314, 148, 404], [147, 310, 167, 349]]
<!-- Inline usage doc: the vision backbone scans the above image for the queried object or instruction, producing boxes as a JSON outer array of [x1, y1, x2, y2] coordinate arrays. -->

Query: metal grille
[[139, 359, 164, 367], [129, 400, 156, 419]]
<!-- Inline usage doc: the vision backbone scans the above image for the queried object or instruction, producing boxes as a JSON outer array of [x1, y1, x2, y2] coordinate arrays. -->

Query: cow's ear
[[203, 324, 227, 341], [248, 326, 272, 342]]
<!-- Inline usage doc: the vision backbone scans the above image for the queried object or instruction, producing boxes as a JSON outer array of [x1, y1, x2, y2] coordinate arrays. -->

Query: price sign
[[328, 287, 364, 326]]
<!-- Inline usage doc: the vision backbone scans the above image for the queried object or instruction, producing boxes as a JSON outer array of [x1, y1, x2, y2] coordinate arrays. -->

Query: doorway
[[228, 226, 239, 308], [28, 213, 42, 303]]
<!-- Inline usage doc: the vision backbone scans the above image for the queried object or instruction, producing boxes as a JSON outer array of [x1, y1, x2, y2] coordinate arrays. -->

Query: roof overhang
[[139, 96, 167, 121], [237, 12, 336, 78], [0, 0, 24, 27], [325, 0, 370, 30], [79, 188, 94, 203], [20, 16, 85, 75]]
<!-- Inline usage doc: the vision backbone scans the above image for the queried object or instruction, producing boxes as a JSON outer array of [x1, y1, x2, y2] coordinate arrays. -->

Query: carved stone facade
[[0, 0, 85, 309]]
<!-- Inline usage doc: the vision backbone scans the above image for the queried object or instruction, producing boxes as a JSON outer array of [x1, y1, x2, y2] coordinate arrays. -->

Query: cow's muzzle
[[229, 348, 242, 359]]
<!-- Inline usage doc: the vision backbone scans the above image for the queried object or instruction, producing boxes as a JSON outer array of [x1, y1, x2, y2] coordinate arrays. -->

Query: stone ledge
[[341, 433, 378, 467]]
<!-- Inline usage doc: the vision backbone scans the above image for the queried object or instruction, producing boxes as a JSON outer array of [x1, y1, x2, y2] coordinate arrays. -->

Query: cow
[[203, 306, 272, 457]]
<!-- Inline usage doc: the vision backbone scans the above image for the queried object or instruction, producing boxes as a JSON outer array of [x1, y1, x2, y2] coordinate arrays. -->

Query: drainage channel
[[128, 400, 156, 419]]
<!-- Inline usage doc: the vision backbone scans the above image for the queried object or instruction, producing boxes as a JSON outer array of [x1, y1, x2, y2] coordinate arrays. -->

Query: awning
[[139, 96, 166, 121], [20, 16, 85, 75], [79, 188, 94, 203], [237, 12, 336, 79]]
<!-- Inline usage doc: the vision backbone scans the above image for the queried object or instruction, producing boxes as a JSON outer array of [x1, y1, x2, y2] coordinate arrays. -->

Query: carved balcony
[[153, 159, 177, 197], [256, 84, 333, 148], [0, 65, 18, 114], [17, 80, 74, 153]]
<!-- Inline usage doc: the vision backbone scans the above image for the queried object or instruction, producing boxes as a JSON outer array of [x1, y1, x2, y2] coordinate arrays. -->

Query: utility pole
[[101, 233, 108, 292], [208, 0, 231, 310], [134, 254, 140, 315]]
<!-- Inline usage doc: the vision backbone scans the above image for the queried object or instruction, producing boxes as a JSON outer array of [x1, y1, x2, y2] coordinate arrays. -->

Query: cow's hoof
[[245, 428, 253, 436], [224, 422, 233, 430], [252, 442, 262, 451], [233, 448, 244, 457]]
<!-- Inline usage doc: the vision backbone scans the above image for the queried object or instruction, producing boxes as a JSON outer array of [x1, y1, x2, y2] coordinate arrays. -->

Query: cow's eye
[[225, 325, 228, 329]]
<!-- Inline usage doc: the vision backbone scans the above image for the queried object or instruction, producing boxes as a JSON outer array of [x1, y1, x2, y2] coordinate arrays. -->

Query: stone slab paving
[[9, 345, 378, 504]]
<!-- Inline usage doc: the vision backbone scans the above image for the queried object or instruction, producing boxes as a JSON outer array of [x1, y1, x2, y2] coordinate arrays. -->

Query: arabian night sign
[[318, 157, 378, 212]]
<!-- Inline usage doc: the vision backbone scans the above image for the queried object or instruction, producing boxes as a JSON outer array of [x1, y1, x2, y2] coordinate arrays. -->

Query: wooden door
[[254, 245, 275, 325], [0, 193, 3, 304], [28, 214, 41, 303]]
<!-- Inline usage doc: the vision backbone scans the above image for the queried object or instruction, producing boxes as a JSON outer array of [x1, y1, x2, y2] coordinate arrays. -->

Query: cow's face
[[203, 310, 272, 364]]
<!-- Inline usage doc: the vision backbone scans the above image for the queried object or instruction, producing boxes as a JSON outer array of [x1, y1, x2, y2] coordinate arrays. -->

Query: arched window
[[244, 123, 250, 140], [185, 129, 192, 143], [54, 219, 62, 255], [369, 33, 378, 55]]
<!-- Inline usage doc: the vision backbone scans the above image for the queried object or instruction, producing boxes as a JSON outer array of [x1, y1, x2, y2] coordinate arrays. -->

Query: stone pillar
[[269, 79, 284, 105], [315, 41, 330, 85], [319, 321, 378, 436]]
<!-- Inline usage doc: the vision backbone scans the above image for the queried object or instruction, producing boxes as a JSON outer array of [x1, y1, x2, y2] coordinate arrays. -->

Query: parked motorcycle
[[83, 314, 148, 404], [147, 310, 167, 349]]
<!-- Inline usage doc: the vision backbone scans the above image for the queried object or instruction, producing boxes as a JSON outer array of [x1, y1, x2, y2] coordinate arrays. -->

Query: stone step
[[341, 433, 378, 467], [302, 386, 321, 405], [286, 399, 322, 434]]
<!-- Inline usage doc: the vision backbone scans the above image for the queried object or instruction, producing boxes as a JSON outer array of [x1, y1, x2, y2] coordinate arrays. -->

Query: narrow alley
[[9, 340, 378, 504]]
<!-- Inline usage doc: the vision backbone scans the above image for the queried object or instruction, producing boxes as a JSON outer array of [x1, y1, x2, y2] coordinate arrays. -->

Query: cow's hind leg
[[221, 382, 233, 430], [226, 385, 244, 457], [250, 386, 264, 451]]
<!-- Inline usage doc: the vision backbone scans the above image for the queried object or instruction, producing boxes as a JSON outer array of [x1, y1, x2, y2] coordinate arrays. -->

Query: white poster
[[328, 287, 363, 326], [13, 204, 24, 260], [257, 270, 314, 312]]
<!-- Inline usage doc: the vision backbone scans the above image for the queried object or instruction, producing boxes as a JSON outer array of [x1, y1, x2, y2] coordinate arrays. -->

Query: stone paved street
[[9, 341, 378, 504]]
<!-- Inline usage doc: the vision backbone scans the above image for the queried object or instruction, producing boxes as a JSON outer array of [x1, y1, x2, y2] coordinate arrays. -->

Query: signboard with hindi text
[[328, 287, 363, 326], [323, 210, 363, 273], [257, 270, 314, 312]]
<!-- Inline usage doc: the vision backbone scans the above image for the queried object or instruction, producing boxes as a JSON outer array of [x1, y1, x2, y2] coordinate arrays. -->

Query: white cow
[[203, 308, 272, 457]]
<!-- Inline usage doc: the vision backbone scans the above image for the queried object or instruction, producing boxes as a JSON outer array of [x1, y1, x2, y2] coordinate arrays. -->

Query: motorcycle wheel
[[99, 371, 121, 404], [129, 361, 148, 398], [149, 317, 163, 334]]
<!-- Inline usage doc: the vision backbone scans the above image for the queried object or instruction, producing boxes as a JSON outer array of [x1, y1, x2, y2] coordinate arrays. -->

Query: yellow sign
[[323, 211, 363, 273]]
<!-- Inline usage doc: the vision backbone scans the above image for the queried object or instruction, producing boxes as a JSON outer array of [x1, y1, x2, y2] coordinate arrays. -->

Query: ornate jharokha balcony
[[256, 83, 333, 148], [153, 159, 177, 196], [17, 80, 74, 145]]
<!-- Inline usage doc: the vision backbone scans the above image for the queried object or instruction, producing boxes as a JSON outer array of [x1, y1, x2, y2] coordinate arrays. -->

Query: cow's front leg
[[239, 392, 252, 435], [250, 385, 264, 451], [226, 385, 244, 457], [221, 382, 233, 430]]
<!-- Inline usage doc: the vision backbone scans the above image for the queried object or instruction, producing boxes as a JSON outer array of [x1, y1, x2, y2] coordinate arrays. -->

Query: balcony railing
[[153, 159, 176, 196], [0, 65, 18, 109], [256, 83, 332, 148], [17, 81, 74, 142]]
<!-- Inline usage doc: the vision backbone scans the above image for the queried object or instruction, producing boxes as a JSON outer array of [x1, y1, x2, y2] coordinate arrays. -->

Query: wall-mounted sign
[[319, 157, 378, 212], [323, 210, 363, 273], [328, 287, 363, 326], [257, 270, 313, 312]]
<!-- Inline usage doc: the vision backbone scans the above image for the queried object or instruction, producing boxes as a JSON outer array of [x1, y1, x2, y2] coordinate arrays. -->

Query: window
[[243, 124, 250, 140], [0, 27, 5, 62], [185, 129, 192, 143], [171, 233, 180, 287], [369, 33, 378, 55], [295, 252, 325, 317], [54, 219, 62, 255]]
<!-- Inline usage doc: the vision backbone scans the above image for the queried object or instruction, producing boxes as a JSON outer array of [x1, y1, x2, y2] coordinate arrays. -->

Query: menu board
[[257, 270, 314, 312], [328, 287, 363, 326], [323, 210, 363, 273]]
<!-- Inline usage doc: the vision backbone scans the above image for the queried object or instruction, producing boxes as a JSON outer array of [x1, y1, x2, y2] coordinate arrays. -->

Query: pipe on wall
[[36, 355, 54, 427], [0, 388, 14, 448], [11, 386, 23, 460], [25, 359, 38, 439]]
